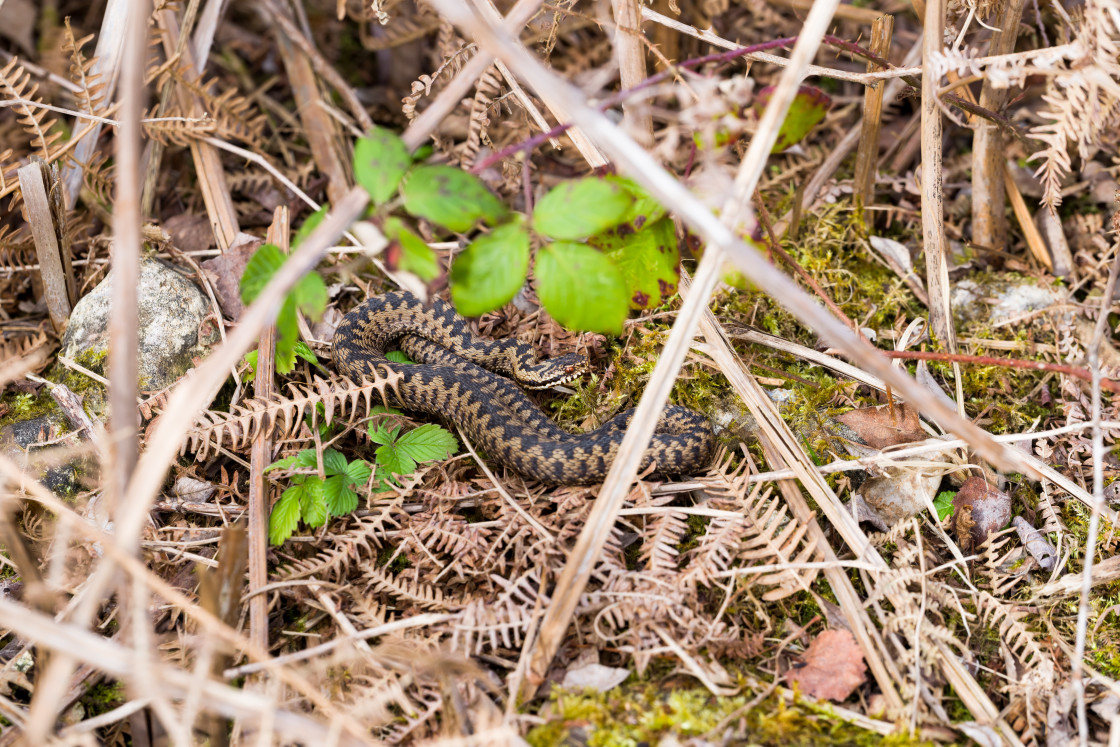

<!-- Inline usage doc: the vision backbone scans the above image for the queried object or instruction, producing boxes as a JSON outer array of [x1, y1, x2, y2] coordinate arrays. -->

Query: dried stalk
[[611, 0, 652, 145], [853, 15, 894, 221]]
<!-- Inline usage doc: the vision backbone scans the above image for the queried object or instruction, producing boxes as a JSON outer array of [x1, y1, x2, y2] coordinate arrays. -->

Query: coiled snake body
[[331, 291, 714, 484]]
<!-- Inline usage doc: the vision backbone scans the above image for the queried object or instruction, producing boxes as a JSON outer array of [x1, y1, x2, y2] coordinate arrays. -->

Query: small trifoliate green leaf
[[536, 242, 628, 334], [532, 177, 635, 241], [323, 474, 360, 516], [450, 221, 530, 317], [268, 491, 302, 545], [353, 126, 412, 204], [322, 448, 347, 476], [393, 225, 440, 281], [385, 350, 413, 364], [300, 479, 328, 527], [934, 491, 956, 522], [376, 443, 417, 477], [368, 422, 400, 445], [401, 165, 507, 232], [346, 460, 372, 487], [294, 340, 322, 368], [395, 424, 459, 463], [292, 271, 327, 321]]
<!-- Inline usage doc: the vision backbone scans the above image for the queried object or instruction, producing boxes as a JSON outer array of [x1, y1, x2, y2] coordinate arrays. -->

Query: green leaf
[[292, 271, 327, 321], [241, 349, 258, 383], [292, 206, 328, 249], [346, 460, 372, 487], [536, 242, 629, 334], [532, 177, 635, 241], [323, 474, 360, 516], [752, 85, 832, 153], [371, 404, 403, 415], [353, 126, 412, 204], [275, 297, 300, 375], [268, 491, 302, 545], [240, 243, 285, 305], [267, 449, 317, 472], [450, 221, 530, 317], [605, 176, 667, 227], [300, 479, 329, 527], [934, 490, 956, 522], [322, 448, 347, 476], [401, 165, 507, 232], [396, 424, 459, 463], [294, 340, 321, 368], [368, 422, 400, 445], [395, 225, 440, 281], [591, 217, 680, 310], [385, 350, 413, 364], [376, 443, 417, 477]]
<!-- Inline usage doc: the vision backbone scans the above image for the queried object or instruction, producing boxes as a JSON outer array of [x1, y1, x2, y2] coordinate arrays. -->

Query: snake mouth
[[523, 370, 585, 390]]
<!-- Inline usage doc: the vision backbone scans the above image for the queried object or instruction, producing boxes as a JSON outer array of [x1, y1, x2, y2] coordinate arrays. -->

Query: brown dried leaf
[[199, 235, 261, 321], [835, 404, 926, 449], [165, 213, 215, 255], [785, 628, 867, 702], [952, 477, 1011, 549]]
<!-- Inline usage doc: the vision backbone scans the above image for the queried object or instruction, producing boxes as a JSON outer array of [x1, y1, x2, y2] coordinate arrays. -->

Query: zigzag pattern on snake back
[[330, 291, 715, 485]]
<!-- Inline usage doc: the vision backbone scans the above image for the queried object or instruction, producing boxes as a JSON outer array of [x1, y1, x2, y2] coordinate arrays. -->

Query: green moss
[[81, 680, 125, 718], [526, 684, 932, 747]]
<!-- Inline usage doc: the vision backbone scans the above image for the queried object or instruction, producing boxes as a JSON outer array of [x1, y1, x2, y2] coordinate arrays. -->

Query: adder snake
[[330, 291, 714, 485]]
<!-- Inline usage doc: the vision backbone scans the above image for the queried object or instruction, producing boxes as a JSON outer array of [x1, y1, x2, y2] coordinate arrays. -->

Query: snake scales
[[330, 291, 715, 485]]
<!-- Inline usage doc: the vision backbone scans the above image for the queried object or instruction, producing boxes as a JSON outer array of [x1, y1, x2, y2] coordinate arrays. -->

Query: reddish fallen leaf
[[785, 628, 867, 702], [952, 476, 1011, 550], [835, 404, 926, 449], [165, 213, 216, 255]]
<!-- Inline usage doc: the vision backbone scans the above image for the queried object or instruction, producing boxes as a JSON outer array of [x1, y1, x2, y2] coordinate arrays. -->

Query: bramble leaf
[[354, 126, 412, 204], [533, 177, 634, 240], [401, 165, 507, 232], [591, 217, 679, 310], [536, 242, 628, 334], [450, 221, 530, 317], [269, 491, 302, 545], [396, 423, 459, 463]]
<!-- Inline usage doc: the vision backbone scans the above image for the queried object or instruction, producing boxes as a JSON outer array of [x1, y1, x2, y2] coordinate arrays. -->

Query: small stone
[[61, 258, 220, 394]]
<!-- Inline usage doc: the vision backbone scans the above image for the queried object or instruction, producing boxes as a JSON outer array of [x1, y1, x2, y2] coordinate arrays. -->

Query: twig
[[1072, 248, 1120, 743]]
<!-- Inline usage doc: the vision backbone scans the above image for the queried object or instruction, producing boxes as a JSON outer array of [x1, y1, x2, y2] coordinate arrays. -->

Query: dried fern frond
[[142, 108, 219, 147], [63, 19, 107, 116], [0, 225, 36, 274], [183, 373, 405, 458], [0, 57, 64, 157], [274, 501, 404, 582], [163, 69, 268, 148], [689, 451, 821, 600]]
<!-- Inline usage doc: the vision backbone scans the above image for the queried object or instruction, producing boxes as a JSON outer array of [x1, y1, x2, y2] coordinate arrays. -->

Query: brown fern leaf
[[459, 63, 501, 167], [408, 512, 492, 564], [0, 58, 64, 157], [694, 452, 821, 600], [361, 8, 440, 50], [143, 112, 219, 147], [639, 509, 689, 574], [0, 225, 36, 274], [78, 151, 116, 208], [362, 565, 461, 611], [63, 19, 107, 116], [0, 330, 53, 367], [274, 499, 405, 582], [450, 598, 535, 655], [166, 69, 267, 148], [679, 510, 750, 587], [183, 373, 405, 458]]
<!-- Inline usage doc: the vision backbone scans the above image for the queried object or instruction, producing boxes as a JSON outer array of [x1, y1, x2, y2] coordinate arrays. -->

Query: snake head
[[516, 353, 589, 390]]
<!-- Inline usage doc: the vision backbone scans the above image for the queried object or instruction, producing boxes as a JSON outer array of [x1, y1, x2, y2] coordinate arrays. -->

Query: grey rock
[[61, 258, 220, 393]]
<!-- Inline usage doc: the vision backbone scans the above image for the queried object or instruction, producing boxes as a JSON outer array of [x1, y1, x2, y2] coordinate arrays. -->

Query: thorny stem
[[879, 349, 1120, 393]]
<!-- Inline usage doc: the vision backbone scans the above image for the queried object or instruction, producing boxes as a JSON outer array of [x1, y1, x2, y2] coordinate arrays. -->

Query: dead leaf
[[785, 628, 866, 702], [1012, 516, 1056, 570], [172, 477, 216, 503], [952, 477, 1011, 549], [0, 0, 37, 55], [165, 214, 216, 255], [561, 663, 631, 692], [853, 459, 943, 529], [835, 404, 926, 449], [199, 235, 263, 321]]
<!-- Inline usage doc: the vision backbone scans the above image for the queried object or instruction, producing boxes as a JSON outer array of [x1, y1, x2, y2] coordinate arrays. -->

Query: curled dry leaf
[[1012, 516, 1057, 570], [952, 477, 1011, 551], [561, 663, 631, 693], [853, 456, 945, 530], [835, 403, 927, 449], [785, 628, 867, 702]]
